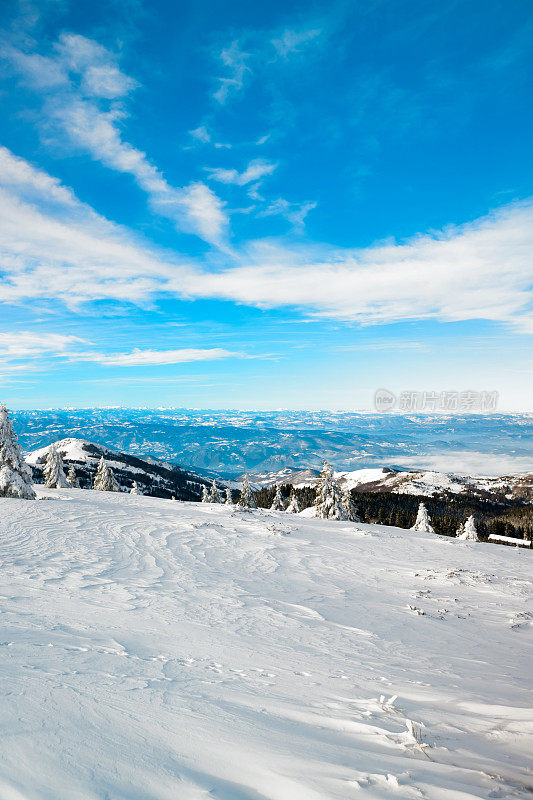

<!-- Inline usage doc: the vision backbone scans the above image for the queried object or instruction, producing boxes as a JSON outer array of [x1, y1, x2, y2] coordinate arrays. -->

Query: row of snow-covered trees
[[203, 462, 360, 520], [253, 478, 533, 542], [207, 462, 481, 538], [411, 500, 479, 540], [40, 445, 122, 492]]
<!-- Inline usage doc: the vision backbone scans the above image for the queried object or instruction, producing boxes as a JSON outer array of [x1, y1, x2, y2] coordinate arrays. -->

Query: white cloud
[[53, 32, 110, 72], [184, 201, 533, 330], [5, 34, 228, 245], [0, 326, 246, 373], [0, 331, 87, 382], [0, 332, 85, 359], [213, 41, 251, 104], [0, 146, 192, 305], [81, 64, 138, 98], [1, 147, 532, 334], [188, 125, 232, 150], [394, 451, 533, 477], [0, 146, 78, 207], [189, 125, 211, 144], [271, 27, 322, 57], [206, 159, 278, 186], [1, 46, 69, 89], [259, 198, 316, 229], [48, 97, 228, 245], [78, 348, 245, 366], [211, 24, 323, 106]]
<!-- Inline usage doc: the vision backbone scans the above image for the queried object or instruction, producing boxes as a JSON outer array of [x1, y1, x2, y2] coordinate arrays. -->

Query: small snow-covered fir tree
[[43, 445, 69, 489], [201, 485, 209, 502], [411, 502, 435, 534], [67, 465, 80, 488], [130, 481, 140, 495], [225, 487, 233, 505], [93, 456, 119, 492], [270, 484, 285, 511], [237, 473, 256, 510], [314, 461, 345, 520], [209, 479, 221, 503], [0, 404, 36, 499], [285, 489, 300, 514], [341, 487, 360, 522], [457, 515, 478, 541]]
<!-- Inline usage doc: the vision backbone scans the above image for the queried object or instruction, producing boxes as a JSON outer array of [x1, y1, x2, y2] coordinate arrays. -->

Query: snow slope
[[0, 489, 531, 799]]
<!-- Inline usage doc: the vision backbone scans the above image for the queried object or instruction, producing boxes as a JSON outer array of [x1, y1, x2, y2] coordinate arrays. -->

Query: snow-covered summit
[[0, 488, 531, 798], [27, 437, 212, 500]]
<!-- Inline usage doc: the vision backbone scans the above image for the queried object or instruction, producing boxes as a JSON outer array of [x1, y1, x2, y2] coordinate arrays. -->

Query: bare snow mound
[[0, 488, 531, 799]]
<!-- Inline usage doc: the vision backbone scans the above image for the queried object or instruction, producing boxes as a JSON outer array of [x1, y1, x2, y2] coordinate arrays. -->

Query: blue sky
[[0, 0, 532, 410]]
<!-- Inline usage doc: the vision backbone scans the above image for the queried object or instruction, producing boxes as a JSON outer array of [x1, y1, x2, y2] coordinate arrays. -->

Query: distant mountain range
[[13, 408, 533, 477], [27, 438, 216, 500], [26, 437, 532, 504]]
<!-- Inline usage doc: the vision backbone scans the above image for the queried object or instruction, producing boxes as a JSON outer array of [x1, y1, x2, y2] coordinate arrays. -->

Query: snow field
[[0, 487, 531, 799]]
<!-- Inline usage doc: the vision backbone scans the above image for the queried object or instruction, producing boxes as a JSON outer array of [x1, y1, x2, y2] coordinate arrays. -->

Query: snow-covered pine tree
[[201, 485, 209, 502], [285, 489, 300, 514], [130, 481, 140, 495], [457, 515, 478, 541], [237, 472, 256, 510], [314, 461, 345, 520], [43, 445, 69, 489], [411, 502, 435, 533], [341, 487, 359, 522], [93, 456, 119, 492], [225, 487, 233, 505], [67, 465, 80, 488], [209, 479, 221, 503], [270, 484, 285, 511], [0, 404, 36, 499]]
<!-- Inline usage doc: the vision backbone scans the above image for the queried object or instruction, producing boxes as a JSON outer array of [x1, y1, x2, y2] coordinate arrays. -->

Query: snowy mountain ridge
[[25, 437, 533, 502], [244, 465, 533, 501], [27, 437, 216, 500]]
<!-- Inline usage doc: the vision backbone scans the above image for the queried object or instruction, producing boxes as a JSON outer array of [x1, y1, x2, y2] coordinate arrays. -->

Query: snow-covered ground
[[0, 488, 531, 799]]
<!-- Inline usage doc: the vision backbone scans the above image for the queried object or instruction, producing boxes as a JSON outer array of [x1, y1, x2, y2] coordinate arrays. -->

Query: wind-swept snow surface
[[0, 490, 531, 799]]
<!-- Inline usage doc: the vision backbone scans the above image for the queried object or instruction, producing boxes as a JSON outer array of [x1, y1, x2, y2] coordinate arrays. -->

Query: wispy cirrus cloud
[[258, 198, 316, 229], [1, 147, 532, 334], [212, 41, 251, 105], [271, 27, 322, 57], [187, 201, 533, 331], [4, 33, 228, 246], [74, 348, 246, 366], [212, 23, 324, 105], [206, 159, 278, 186], [0, 145, 191, 305], [189, 125, 211, 144], [0, 328, 251, 372], [0, 332, 85, 361], [0, 331, 87, 384]]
